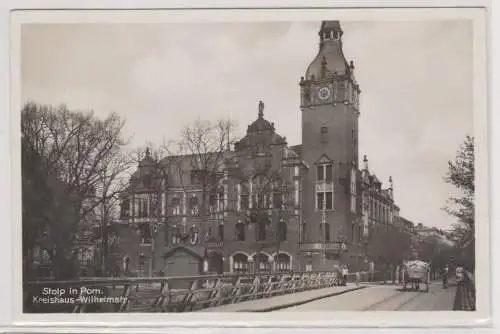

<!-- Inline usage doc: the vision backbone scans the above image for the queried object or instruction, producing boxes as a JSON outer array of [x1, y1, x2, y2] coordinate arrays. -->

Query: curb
[[239, 286, 367, 312]]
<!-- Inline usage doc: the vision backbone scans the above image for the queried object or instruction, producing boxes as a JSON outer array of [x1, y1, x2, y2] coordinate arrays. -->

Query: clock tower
[[299, 21, 362, 269]]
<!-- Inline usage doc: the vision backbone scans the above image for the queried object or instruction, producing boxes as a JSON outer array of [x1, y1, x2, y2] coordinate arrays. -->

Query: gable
[[162, 246, 204, 261], [314, 154, 333, 165]]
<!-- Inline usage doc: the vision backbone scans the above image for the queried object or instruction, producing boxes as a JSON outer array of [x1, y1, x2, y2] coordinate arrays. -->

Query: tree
[[21, 102, 132, 279], [443, 135, 475, 270], [175, 118, 237, 217]]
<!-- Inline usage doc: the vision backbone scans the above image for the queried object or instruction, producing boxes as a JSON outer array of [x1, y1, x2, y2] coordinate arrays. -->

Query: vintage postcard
[[10, 6, 489, 328]]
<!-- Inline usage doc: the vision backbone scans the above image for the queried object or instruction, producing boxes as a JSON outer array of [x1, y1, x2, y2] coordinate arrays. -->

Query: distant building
[[114, 21, 413, 277], [414, 224, 453, 246]]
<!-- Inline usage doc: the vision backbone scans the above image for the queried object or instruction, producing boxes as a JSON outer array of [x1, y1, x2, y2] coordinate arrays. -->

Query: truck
[[401, 260, 430, 292]]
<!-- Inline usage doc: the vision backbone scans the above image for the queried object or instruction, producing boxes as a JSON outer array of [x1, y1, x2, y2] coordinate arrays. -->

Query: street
[[275, 281, 456, 311]]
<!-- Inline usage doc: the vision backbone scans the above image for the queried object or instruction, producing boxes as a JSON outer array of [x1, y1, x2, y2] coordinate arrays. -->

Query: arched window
[[233, 253, 249, 273], [235, 222, 245, 241], [278, 220, 287, 241], [275, 253, 291, 271], [255, 253, 271, 272], [320, 222, 330, 242]]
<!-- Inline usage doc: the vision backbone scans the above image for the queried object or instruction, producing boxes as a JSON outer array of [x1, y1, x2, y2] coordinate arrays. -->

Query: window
[[317, 192, 333, 210], [257, 221, 267, 241], [235, 222, 246, 241], [171, 226, 180, 244], [189, 195, 199, 216], [278, 220, 287, 241], [275, 253, 291, 271], [240, 183, 249, 210], [316, 165, 324, 181], [317, 163, 333, 183], [137, 198, 148, 218], [217, 187, 224, 211], [233, 253, 249, 273], [325, 165, 333, 182], [320, 126, 328, 134], [171, 197, 180, 215], [120, 199, 130, 219], [218, 224, 224, 241], [320, 223, 330, 242]]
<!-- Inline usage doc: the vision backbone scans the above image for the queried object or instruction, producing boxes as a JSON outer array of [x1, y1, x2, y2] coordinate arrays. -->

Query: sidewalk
[[198, 284, 365, 312]]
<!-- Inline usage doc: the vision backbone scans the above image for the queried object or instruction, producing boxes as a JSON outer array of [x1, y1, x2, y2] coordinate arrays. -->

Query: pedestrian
[[342, 265, 349, 286], [355, 271, 360, 286], [456, 264, 464, 285], [442, 265, 449, 288]]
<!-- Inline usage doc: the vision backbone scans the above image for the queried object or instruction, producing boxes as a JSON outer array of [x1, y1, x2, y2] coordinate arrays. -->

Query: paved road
[[275, 282, 456, 311]]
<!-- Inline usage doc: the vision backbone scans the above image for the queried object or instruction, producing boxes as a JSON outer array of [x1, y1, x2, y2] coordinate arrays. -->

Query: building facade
[[114, 21, 408, 277]]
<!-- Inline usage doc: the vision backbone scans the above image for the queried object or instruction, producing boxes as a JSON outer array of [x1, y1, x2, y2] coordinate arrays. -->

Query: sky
[[20, 20, 473, 231]]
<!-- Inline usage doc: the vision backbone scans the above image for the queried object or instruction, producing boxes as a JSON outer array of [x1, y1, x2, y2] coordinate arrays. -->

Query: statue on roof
[[258, 100, 264, 118]]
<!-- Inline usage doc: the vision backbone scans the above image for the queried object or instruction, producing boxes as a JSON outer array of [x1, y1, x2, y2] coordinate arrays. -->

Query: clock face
[[318, 86, 332, 101]]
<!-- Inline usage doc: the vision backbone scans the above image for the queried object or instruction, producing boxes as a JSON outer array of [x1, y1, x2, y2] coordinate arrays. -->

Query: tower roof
[[305, 20, 350, 80]]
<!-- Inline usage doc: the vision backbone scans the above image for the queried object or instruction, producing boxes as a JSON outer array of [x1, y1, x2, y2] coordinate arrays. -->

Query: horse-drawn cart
[[402, 260, 430, 292]]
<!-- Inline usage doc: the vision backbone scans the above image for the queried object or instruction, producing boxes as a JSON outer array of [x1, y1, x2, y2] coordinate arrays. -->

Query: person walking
[[456, 264, 464, 285], [342, 265, 349, 286], [442, 265, 449, 288]]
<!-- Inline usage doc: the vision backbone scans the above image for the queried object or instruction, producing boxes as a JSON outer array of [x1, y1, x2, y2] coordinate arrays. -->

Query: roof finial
[[389, 176, 393, 189], [258, 100, 264, 118], [363, 154, 368, 171]]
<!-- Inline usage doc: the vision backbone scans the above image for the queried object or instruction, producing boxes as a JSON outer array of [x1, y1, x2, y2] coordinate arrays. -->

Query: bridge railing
[[24, 270, 373, 313]]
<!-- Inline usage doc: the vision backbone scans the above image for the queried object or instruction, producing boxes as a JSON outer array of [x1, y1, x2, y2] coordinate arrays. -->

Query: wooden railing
[[23, 270, 369, 313]]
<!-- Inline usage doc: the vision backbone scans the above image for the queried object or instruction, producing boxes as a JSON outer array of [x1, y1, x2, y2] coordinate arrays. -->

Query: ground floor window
[[274, 253, 292, 271], [233, 253, 249, 273]]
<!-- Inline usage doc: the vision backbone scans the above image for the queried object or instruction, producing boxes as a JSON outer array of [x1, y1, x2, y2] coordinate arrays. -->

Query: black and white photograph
[[14, 8, 488, 320]]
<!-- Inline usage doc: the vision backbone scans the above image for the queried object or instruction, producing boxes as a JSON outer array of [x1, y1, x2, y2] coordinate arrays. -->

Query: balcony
[[300, 241, 347, 253]]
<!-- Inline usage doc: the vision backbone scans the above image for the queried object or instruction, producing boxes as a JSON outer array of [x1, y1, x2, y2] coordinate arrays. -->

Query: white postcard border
[[2, 1, 493, 331]]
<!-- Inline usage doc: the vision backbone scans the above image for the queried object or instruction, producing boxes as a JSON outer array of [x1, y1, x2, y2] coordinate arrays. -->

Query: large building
[[115, 21, 406, 277]]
